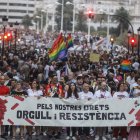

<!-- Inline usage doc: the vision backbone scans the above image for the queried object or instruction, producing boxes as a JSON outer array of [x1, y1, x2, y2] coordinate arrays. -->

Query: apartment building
[[0, 0, 42, 24]]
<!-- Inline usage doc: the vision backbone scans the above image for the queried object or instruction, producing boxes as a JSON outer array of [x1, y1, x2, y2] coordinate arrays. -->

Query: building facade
[[82, 0, 140, 33], [0, 0, 42, 24]]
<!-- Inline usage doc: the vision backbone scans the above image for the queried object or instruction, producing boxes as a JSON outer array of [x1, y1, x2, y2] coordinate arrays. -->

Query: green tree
[[22, 15, 32, 29], [112, 7, 131, 36], [55, 0, 73, 31], [94, 13, 107, 27], [75, 10, 87, 32]]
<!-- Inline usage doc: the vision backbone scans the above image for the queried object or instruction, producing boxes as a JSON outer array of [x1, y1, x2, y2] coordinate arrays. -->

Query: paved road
[[0, 135, 127, 140], [0, 128, 127, 140]]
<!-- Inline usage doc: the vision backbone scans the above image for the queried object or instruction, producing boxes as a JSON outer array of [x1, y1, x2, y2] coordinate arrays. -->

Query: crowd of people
[[0, 29, 140, 140]]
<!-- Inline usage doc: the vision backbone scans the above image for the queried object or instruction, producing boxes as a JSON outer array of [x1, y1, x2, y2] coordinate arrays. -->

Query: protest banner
[[90, 53, 100, 62], [0, 96, 140, 127]]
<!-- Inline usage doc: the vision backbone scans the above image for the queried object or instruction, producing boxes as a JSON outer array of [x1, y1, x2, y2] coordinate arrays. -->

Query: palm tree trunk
[[120, 23, 123, 36]]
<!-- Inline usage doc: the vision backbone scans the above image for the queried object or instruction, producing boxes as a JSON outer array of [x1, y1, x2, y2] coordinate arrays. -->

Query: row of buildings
[[0, 0, 140, 33]]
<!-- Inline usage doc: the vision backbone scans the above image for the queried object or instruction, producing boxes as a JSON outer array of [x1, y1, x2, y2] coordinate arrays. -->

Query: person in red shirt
[[0, 75, 10, 96], [0, 75, 10, 139], [45, 74, 64, 139], [45, 74, 63, 98]]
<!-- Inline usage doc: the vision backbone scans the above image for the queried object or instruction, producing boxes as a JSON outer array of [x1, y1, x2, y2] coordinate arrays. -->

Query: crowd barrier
[[0, 96, 139, 127]]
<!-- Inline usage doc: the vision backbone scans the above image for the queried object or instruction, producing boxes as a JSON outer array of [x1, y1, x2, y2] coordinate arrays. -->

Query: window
[[28, 4, 34, 7], [9, 3, 27, 7], [28, 11, 34, 13], [9, 16, 22, 19], [9, 10, 27, 13], [0, 3, 7, 5], [0, 9, 7, 12]]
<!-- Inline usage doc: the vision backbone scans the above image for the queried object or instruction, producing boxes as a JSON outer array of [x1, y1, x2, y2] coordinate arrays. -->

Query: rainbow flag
[[121, 60, 132, 71], [49, 34, 67, 61], [48, 34, 63, 60], [67, 34, 73, 48], [57, 39, 67, 60]]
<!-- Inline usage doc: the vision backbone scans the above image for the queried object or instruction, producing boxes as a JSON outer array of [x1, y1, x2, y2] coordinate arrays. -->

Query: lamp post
[[137, 27, 140, 56], [41, 9, 46, 32], [36, 16, 41, 34], [66, 1, 75, 33], [127, 30, 131, 54], [56, 0, 64, 32], [60, 0, 64, 32], [1, 16, 8, 60], [130, 38, 135, 55], [88, 18, 91, 44], [87, 10, 94, 44], [9, 24, 13, 50], [52, 8, 55, 32], [14, 21, 19, 54], [110, 37, 114, 50]]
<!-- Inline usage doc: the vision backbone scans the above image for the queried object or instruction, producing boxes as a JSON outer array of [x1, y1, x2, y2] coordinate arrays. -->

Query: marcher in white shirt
[[44, 63, 50, 81], [112, 83, 129, 140], [94, 82, 112, 98], [78, 82, 94, 100], [94, 82, 112, 140], [132, 60, 139, 71], [113, 83, 129, 99], [126, 71, 136, 89], [78, 82, 94, 139], [131, 77, 140, 98], [26, 80, 43, 139]]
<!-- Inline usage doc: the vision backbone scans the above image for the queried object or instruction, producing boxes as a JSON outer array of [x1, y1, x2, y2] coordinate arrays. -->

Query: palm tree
[[94, 13, 107, 27], [112, 7, 131, 36]]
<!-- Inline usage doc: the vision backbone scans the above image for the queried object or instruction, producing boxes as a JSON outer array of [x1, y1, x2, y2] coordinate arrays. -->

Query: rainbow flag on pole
[[49, 34, 67, 61], [121, 59, 132, 71], [67, 33, 73, 49]]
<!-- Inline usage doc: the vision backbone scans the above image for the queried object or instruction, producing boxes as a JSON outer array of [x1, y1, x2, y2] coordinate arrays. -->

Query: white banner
[[0, 96, 140, 127]]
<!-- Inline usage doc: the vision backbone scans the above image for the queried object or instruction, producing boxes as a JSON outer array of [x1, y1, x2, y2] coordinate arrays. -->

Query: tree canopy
[[22, 15, 32, 29], [112, 7, 131, 36], [55, 0, 73, 31], [75, 10, 87, 32]]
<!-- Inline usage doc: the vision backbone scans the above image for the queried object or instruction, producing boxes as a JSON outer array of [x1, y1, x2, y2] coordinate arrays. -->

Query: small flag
[[67, 34, 73, 49]]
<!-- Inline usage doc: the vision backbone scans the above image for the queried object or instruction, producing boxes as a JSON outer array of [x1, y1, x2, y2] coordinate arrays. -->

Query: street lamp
[[110, 37, 114, 50], [36, 16, 41, 34], [66, 1, 75, 33], [9, 24, 13, 50], [41, 9, 46, 31], [1, 16, 8, 60], [130, 37, 136, 54], [127, 30, 131, 54], [137, 27, 140, 56], [14, 21, 19, 54], [86, 10, 94, 44], [56, 0, 64, 32]]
